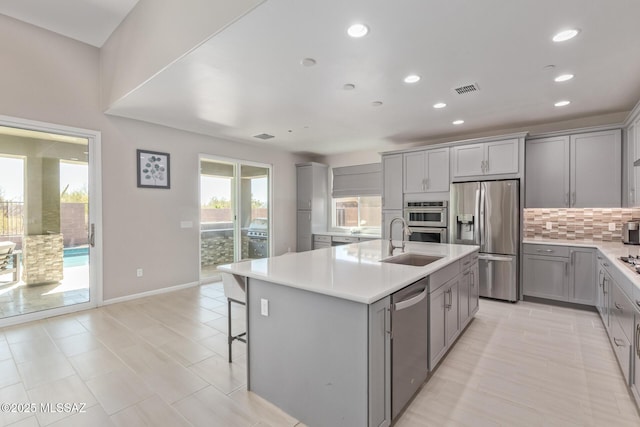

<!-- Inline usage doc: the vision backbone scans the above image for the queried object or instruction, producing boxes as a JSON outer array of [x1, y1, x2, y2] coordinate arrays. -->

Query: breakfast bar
[[219, 240, 479, 427]]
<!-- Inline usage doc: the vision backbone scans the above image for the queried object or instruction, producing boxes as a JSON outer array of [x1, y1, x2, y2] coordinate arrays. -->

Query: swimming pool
[[63, 247, 89, 268]]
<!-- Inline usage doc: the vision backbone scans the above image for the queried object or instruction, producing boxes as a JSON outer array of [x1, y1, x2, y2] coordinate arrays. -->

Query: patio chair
[[0, 241, 17, 283], [220, 271, 247, 363]]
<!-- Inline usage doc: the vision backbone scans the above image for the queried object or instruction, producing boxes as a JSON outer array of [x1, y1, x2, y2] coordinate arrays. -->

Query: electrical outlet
[[136, 268, 143, 277], [609, 222, 616, 231], [546, 222, 553, 230], [261, 298, 269, 316]]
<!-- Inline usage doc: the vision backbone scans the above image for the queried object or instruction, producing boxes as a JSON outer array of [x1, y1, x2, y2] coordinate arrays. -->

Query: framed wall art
[[137, 149, 170, 189]]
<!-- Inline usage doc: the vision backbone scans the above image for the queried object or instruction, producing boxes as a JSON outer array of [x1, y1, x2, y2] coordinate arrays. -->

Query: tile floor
[[0, 265, 89, 319], [0, 283, 637, 426]]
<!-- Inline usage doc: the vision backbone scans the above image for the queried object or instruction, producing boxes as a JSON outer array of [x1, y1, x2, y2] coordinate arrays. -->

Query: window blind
[[331, 163, 382, 197]]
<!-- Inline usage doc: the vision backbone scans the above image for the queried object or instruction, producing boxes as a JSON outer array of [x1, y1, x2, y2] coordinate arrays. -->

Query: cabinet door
[[428, 286, 447, 369], [633, 117, 640, 207], [569, 248, 596, 305], [296, 165, 312, 210], [570, 129, 622, 208], [485, 139, 519, 175], [382, 210, 402, 240], [522, 254, 568, 301], [368, 297, 391, 427], [632, 315, 640, 405], [296, 210, 312, 252], [451, 144, 484, 178], [525, 136, 570, 208], [426, 149, 450, 192], [382, 154, 403, 210], [469, 262, 479, 315], [445, 280, 460, 344], [403, 151, 426, 193], [459, 270, 470, 328]]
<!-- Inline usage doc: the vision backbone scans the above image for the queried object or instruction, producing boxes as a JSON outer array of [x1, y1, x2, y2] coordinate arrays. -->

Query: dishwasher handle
[[394, 287, 428, 311]]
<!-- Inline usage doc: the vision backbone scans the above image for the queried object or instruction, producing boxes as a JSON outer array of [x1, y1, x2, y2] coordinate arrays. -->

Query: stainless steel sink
[[380, 253, 443, 267]]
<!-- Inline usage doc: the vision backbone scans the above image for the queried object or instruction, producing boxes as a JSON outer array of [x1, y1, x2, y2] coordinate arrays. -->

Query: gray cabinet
[[451, 138, 518, 178], [313, 234, 331, 249], [382, 154, 403, 210], [368, 296, 391, 427], [569, 248, 596, 305], [609, 281, 633, 385], [632, 303, 640, 406], [523, 253, 568, 301], [296, 163, 328, 252], [403, 148, 449, 193], [429, 274, 460, 369], [525, 136, 570, 208], [625, 115, 640, 207], [525, 129, 621, 208], [522, 244, 595, 305], [459, 255, 479, 329], [596, 255, 611, 330]]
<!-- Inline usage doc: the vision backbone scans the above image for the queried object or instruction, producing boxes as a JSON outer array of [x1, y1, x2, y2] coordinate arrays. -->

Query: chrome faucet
[[388, 217, 412, 255]]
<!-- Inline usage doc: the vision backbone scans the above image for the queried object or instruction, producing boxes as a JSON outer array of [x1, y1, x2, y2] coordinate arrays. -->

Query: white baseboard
[[101, 281, 200, 306]]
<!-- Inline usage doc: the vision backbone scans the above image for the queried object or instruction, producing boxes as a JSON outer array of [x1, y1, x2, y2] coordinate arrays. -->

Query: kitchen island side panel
[[248, 278, 369, 427]]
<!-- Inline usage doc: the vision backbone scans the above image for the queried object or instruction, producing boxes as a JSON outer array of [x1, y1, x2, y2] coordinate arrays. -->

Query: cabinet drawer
[[313, 235, 331, 243], [460, 253, 478, 269], [332, 236, 358, 244], [612, 282, 634, 343], [430, 261, 460, 292], [609, 319, 631, 386], [523, 244, 569, 257]]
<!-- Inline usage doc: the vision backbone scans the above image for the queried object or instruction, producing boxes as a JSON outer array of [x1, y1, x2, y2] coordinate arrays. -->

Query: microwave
[[404, 201, 448, 228], [407, 227, 448, 244]]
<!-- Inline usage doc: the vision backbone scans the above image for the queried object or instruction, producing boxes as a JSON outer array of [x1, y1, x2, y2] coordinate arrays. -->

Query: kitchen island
[[218, 240, 479, 427]]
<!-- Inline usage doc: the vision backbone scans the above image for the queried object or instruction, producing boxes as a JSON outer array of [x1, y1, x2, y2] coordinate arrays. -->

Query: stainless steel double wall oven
[[403, 201, 448, 243]]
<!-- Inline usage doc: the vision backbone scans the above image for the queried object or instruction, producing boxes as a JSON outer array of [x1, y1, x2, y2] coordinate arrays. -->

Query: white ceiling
[[0, 0, 139, 47], [5, 0, 640, 156]]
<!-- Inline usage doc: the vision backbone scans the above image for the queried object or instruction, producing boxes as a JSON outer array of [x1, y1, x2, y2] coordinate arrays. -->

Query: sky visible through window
[[200, 176, 268, 206]]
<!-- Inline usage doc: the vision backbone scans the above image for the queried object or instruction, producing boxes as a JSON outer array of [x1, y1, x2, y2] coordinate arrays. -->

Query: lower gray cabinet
[[523, 253, 568, 301], [632, 304, 640, 405], [429, 275, 460, 370], [296, 211, 312, 252], [523, 244, 595, 305], [459, 260, 479, 329], [368, 297, 391, 427]]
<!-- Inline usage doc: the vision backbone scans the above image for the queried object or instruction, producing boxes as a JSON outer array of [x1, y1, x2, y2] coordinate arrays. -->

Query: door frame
[[0, 114, 102, 327], [198, 153, 273, 283]]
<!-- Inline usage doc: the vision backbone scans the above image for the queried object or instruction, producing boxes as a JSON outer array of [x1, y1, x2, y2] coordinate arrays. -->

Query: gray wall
[[0, 14, 306, 300]]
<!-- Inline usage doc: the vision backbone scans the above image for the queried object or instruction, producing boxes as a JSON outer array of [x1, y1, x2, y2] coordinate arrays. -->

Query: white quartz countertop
[[218, 240, 479, 304], [315, 231, 381, 239], [523, 238, 640, 297]]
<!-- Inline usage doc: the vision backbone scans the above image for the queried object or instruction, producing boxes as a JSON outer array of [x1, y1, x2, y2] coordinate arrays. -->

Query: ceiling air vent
[[253, 133, 275, 140], [454, 83, 480, 95]]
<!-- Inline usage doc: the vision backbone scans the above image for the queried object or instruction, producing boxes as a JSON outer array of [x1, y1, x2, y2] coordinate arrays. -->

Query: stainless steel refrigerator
[[449, 180, 519, 301]]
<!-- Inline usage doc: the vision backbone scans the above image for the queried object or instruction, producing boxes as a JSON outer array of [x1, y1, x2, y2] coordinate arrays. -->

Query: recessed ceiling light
[[433, 102, 447, 109], [554, 74, 574, 82], [301, 58, 317, 67], [343, 83, 356, 90], [404, 75, 421, 84], [452, 120, 464, 125], [554, 100, 571, 107], [347, 23, 369, 38], [371, 101, 383, 107], [553, 29, 579, 42]]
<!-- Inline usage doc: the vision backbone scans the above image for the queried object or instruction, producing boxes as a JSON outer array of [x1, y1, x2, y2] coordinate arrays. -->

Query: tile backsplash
[[523, 208, 640, 241]]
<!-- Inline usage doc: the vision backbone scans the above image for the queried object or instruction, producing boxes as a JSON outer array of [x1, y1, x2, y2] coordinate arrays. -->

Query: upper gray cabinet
[[525, 129, 621, 208], [624, 113, 640, 206], [451, 138, 519, 179], [403, 148, 449, 193], [382, 154, 403, 210]]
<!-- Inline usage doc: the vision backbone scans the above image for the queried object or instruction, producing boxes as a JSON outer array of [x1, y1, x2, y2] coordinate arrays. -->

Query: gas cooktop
[[618, 255, 640, 274]]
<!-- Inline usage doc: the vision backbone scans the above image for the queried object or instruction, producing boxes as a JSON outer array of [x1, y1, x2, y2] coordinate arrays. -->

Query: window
[[332, 196, 381, 231]]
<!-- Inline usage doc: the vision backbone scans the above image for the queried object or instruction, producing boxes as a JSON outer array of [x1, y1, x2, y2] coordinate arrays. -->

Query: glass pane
[[358, 196, 382, 228], [240, 165, 269, 260], [200, 159, 236, 279], [334, 196, 381, 230], [0, 126, 90, 318]]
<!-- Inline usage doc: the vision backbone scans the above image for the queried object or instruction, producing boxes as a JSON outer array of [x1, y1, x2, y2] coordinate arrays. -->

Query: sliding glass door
[[0, 121, 98, 321], [199, 156, 271, 281]]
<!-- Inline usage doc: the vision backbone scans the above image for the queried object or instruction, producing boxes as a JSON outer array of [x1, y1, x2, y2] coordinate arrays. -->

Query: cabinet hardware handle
[[565, 261, 569, 276], [425, 178, 429, 189], [636, 300, 640, 308], [385, 308, 392, 338], [636, 324, 640, 357], [463, 271, 471, 276], [603, 262, 610, 267], [597, 255, 602, 260], [564, 192, 570, 207], [470, 271, 475, 288], [614, 302, 622, 310], [536, 249, 554, 253], [570, 251, 574, 266], [571, 192, 576, 206], [613, 337, 625, 347], [485, 160, 489, 172]]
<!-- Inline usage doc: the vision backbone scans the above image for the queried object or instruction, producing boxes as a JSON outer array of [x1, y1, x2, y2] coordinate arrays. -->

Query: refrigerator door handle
[[479, 185, 486, 250], [477, 254, 513, 262]]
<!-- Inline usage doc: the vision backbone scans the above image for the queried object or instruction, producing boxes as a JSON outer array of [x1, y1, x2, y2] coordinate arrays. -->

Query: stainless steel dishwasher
[[391, 276, 429, 420]]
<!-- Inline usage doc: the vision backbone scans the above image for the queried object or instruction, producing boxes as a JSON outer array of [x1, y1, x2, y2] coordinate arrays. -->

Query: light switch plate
[[609, 222, 616, 231], [180, 221, 193, 228], [261, 298, 269, 316], [546, 222, 553, 230]]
